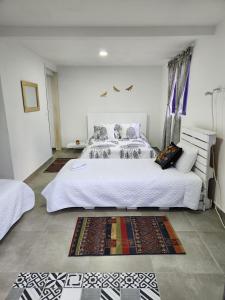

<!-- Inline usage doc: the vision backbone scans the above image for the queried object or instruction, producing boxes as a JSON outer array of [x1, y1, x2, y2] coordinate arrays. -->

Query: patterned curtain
[[162, 46, 193, 149], [162, 61, 177, 149], [171, 47, 193, 144]]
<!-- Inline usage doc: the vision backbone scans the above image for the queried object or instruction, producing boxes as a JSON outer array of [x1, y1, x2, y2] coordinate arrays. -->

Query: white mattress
[[81, 137, 155, 159], [0, 180, 35, 240], [42, 159, 202, 212]]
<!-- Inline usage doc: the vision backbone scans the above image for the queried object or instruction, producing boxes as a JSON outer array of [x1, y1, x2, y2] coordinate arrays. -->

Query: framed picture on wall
[[21, 80, 40, 112]]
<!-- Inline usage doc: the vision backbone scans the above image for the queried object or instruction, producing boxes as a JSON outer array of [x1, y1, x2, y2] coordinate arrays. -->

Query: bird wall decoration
[[99, 84, 134, 97], [113, 85, 120, 92], [125, 84, 134, 91], [100, 91, 108, 97]]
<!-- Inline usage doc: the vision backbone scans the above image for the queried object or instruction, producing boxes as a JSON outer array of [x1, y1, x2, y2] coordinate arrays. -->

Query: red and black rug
[[44, 158, 75, 173], [69, 216, 185, 256]]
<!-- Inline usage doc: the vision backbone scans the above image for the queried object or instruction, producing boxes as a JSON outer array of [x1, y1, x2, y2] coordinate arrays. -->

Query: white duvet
[[42, 159, 202, 212], [0, 180, 35, 240]]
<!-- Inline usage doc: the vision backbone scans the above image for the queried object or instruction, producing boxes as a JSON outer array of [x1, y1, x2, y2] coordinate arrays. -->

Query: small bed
[[0, 179, 35, 240], [81, 113, 155, 159]]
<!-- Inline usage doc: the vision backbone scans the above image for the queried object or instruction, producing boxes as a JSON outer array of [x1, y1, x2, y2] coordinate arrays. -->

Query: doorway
[[45, 70, 62, 151]]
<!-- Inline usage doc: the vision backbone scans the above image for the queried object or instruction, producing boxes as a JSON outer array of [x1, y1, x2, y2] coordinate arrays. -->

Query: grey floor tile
[[5, 288, 24, 300], [0, 272, 18, 300], [151, 232, 223, 274], [165, 211, 194, 231], [185, 210, 224, 232], [121, 288, 140, 300], [22, 229, 91, 273], [87, 255, 153, 273], [157, 272, 225, 300], [13, 207, 49, 232], [191, 274, 225, 300], [198, 231, 225, 272], [23, 230, 89, 272], [59, 257, 92, 273], [46, 212, 78, 231], [157, 273, 225, 300], [138, 210, 166, 217], [0, 231, 42, 272], [157, 272, 192, 300], [81, 288, 101, 300]]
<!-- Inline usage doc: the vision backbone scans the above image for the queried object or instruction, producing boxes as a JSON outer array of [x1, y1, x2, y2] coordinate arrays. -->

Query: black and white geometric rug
[[6, 272, 161, 300]]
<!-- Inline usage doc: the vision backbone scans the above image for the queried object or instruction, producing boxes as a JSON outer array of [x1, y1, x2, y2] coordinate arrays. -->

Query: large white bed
[[0, 179, 35, 239], [42, 159, 202, 212], [42, 127, 216, 212]]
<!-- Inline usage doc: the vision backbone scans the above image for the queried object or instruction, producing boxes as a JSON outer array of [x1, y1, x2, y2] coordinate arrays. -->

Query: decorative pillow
[[120, 123, 141, 139], [175, 142, 198, 173], [93, 124, 116, 140], [155, 142, 183, 170], [93, 125, 108, 140]]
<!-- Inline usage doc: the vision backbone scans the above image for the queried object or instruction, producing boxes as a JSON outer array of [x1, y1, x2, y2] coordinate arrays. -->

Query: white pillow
[[175, 141, 198, 173], [120, 123, 141, 139], [105, 124, 117, 140]]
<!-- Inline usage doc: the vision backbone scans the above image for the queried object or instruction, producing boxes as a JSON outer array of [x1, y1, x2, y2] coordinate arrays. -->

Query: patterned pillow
[[155, 142, 183, 170], [120, 123, 140, 139], [93, 124, 119, 140], [93, 126, 108, 140]]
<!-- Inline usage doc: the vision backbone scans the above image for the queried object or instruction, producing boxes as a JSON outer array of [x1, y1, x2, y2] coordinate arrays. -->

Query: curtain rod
[[168, 44, 194, 67]]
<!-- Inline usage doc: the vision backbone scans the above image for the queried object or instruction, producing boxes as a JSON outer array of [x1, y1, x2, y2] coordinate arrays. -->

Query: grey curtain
[[162, 61, 176, 149], [171, 47, 193, 144]]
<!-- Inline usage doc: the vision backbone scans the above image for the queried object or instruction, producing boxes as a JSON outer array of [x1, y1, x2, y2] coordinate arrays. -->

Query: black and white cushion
[[120, 123, 141, 139]]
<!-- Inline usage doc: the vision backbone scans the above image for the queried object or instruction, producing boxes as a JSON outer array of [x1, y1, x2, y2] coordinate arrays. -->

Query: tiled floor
[[0, 150, 225, 299], [8, 272, 160, 300]]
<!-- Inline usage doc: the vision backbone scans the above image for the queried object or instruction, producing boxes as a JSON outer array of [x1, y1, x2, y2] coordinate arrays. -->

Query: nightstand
[[66, 142, 87, 150]]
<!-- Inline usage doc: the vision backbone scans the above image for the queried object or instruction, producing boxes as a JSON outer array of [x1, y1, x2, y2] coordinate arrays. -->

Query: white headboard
[[87, 113, 148, 138], [180, 127, 216, 210]]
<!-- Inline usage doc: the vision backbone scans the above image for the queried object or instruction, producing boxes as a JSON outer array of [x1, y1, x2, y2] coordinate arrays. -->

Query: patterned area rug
[[44, 158, 75, 173], [7, 272, 160, 300], [69, 216, 185, 256]]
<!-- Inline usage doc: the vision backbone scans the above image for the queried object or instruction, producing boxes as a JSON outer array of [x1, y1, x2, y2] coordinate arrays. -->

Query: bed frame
[[180, 127, 216, 211], [87, 113, 148, 138]]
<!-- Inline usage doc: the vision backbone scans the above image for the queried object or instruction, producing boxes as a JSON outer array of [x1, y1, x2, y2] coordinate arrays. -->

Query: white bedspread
[[42, 159, 202, 212], [0, 180, 35, 240]]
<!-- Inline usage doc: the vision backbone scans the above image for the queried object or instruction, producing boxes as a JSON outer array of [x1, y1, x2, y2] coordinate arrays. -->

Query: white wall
[[161, 20, 225, 212], [0, 40, 52, 180], [58, 66, 163, 147]]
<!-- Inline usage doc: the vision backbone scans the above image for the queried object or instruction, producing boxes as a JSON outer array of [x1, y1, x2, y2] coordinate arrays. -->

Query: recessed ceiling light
[[99, 50, 108, 57]]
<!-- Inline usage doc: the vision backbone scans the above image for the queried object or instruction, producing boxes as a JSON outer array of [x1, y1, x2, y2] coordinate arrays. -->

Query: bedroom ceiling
[[0, 0, 224, 27], [0, 0, 224, 66], [19, 37, 197, 66]]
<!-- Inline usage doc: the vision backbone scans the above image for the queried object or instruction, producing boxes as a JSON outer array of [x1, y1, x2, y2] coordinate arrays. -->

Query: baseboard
[[24, 156, 53, 183], [215, 203, 225, 224]]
